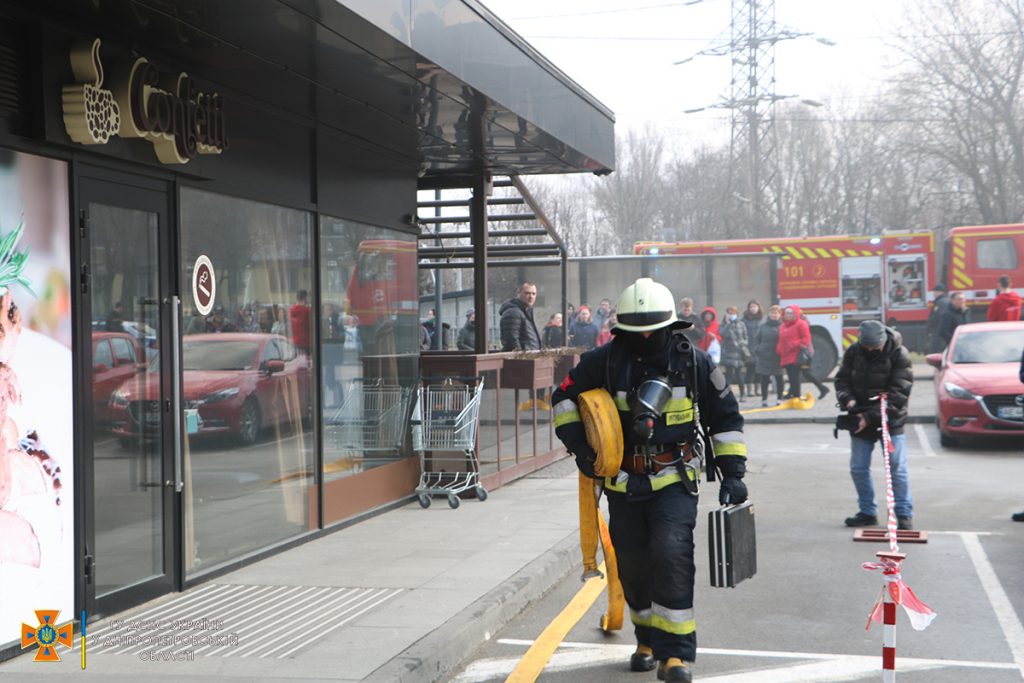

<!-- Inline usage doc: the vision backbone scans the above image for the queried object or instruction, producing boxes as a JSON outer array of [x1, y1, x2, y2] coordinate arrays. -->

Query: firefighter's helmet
[[613, 278, 682, 333]]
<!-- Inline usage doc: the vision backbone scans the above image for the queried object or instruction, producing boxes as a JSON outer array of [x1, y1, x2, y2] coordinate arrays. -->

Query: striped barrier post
[[861, 393, 936, 681]]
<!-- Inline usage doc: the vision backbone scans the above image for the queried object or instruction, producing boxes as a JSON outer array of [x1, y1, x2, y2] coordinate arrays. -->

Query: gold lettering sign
[[62, 39, 228, 164]]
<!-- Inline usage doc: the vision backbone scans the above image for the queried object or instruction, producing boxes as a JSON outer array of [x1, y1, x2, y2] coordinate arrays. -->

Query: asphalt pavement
[[2, 360, 997, 683]]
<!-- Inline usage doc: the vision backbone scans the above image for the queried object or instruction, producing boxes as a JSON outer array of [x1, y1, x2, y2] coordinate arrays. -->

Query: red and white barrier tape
[[879, 393, 899, 554], [861, 393, 936, 681]]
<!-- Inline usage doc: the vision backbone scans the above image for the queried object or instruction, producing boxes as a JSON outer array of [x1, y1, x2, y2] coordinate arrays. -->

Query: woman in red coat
[[698, 306, 721, 363], [776, 305, 829, 399]]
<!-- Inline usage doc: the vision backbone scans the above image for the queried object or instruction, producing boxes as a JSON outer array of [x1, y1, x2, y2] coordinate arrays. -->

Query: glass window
[[263, 340, 282, 363], [319, 216, 419, 522], [180, 188, 314, 576], [110, 337, 136, 364], [977, 238, 1018, 270], [93, 340, 113, 367], [952, 329, 1024, 363]]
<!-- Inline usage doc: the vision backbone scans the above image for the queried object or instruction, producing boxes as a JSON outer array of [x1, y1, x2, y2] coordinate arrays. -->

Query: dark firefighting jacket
[[552, 333, 747, 494]]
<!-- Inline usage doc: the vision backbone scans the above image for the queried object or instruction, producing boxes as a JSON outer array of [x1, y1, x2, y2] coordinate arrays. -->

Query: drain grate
[[88, 583, 402, 659]]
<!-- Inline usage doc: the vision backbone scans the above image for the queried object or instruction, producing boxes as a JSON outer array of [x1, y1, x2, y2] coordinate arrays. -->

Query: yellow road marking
[[504, 563, 609, 683]]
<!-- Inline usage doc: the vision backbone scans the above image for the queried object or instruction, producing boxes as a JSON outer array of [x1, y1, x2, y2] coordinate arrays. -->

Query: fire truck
[[636, 224, 1024, 376], [329, 238, 419, 354]]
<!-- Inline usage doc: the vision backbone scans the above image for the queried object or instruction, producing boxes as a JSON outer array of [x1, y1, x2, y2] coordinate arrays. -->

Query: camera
[[833, 412, 860, 438]]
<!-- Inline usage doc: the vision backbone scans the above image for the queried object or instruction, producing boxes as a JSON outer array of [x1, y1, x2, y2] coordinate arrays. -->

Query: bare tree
[[590, 127, 667, 253], [891, 0, 1024, 223]]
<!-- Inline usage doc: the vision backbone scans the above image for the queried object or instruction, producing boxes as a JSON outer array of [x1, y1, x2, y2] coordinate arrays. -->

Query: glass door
[[80, 173, 178, 617]]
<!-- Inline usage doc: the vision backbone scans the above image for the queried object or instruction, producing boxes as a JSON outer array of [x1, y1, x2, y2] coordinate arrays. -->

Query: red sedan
[[92, 331, 144, 424], [926, 321, 1024, 446], [111, 333, 311, 445]]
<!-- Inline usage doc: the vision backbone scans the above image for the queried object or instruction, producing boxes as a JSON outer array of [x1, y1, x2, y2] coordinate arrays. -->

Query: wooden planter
[[500, 355, 555, 390]]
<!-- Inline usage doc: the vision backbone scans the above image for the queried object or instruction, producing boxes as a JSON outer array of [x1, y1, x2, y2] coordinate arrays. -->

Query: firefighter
[[552, 278, 749, 682]]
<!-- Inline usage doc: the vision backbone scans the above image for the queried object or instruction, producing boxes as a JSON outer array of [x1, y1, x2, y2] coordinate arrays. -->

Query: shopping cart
[[413, 376, 487, 509], [326, 378, 414, 453]]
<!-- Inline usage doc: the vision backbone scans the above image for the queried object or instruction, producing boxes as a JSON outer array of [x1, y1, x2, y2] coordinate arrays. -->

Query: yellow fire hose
[[741, 391, 815, 414], [577, 389, 625, 632]]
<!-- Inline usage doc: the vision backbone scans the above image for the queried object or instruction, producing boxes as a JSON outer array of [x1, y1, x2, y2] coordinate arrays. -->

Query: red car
[[92, 332, 144, 424], [111, 333, 312, 445], [926, 321, 1024, 446]]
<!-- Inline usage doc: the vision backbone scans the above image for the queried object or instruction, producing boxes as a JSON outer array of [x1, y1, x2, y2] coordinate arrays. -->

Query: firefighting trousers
[[607, 482, 698, 662]]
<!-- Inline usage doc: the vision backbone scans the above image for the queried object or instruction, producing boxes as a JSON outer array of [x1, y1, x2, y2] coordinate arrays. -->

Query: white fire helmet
[[613, 278, 682, 333]]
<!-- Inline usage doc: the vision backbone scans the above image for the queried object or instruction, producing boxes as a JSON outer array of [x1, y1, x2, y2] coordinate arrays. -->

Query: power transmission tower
[[678, 0, 828, 237], [729, 0, 777, 236]]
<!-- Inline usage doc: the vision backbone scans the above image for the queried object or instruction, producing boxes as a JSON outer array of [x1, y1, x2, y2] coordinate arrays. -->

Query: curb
[[363, 531, 582, 683], [743, 415, 934, 425]]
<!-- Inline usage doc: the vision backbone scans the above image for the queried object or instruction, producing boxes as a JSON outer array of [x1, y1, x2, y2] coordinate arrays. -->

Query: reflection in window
[[319, 217, 419, 498], [180, 188, 314, 576]]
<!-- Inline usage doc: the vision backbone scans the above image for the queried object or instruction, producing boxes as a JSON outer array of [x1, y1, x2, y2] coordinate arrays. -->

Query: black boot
[[844, 512, 878, 527], [630, 644, 656, 672], [657, 658, 693, 682]]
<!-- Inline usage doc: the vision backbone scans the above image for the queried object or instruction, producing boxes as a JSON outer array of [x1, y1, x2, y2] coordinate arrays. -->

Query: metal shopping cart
[[413, 376, 487, 509], [326, 378, 414, 453]]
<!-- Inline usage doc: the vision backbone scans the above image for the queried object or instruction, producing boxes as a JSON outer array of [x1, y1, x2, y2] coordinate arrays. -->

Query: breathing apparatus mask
[[629, 376, 673, 442], [620, 328, 670, 357]]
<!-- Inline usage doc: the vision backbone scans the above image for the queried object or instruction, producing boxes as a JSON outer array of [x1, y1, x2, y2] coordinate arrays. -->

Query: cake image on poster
[[0, 223, 62, 569]]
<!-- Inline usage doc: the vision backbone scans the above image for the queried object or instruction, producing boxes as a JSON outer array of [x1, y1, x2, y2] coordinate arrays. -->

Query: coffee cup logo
[[61, 39, 121, 145]]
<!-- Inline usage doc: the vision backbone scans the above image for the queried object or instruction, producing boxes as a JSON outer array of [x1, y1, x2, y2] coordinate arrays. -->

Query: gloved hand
[[719, 477, 748, 505], [574, 445, 601, 480]]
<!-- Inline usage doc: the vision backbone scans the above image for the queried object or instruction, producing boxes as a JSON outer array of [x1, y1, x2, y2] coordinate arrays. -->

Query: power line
[[508, 2, 700, 21], [520, 30, 1019, 42]]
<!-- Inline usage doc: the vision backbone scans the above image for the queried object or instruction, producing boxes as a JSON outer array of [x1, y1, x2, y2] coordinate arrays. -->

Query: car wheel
[[809, 328, 838, 379], [238, 398, 261, 445]]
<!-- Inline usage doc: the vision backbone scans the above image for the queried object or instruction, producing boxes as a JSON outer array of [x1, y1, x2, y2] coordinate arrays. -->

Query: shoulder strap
[[672, 333, 717, 482], [605, 337, 627, 390]]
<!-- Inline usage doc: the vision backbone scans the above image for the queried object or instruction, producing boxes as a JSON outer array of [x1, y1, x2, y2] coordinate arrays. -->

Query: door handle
[[167, 295, 183, 493]]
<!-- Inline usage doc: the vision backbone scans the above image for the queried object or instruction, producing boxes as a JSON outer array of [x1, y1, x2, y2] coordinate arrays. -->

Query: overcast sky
[[483, 0, 908, 154]]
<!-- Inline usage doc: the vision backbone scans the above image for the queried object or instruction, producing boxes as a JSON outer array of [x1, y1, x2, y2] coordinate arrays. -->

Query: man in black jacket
[[835, 320, 915, 530], [926, 283, 949, 353], [935, 292, 968, 351], [499, 282, 541, 351]]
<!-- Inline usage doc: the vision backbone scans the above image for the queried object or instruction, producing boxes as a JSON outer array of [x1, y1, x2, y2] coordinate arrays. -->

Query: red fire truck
[[340, 239, 419, 353], [636, 224, 1024, 375]]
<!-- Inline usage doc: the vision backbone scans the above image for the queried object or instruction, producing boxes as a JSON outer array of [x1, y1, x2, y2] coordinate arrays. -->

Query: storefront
[[0, 0, 614, 658]]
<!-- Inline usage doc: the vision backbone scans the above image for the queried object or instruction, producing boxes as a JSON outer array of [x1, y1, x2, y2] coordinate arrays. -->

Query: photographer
[[834, 320, 915, 531]]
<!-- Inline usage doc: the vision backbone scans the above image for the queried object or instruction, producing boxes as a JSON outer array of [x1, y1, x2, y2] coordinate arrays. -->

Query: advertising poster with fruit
[[0, 151, 74, 648]]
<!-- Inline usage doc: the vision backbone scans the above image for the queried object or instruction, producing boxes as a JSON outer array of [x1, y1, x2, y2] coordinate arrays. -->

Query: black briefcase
[[708, 501, 757, 588]]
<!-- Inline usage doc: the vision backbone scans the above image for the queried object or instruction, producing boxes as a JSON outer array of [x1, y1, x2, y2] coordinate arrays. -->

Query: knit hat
[[858, 320, 885, 347], [466, 309, 475, 318]]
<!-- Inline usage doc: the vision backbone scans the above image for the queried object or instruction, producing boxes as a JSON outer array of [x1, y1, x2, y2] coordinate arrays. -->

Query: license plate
[[997, 405, 1023, 420]]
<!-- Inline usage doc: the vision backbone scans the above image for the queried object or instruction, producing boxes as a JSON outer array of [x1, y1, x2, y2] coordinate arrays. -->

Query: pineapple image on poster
[[0, 151, 74, 649]]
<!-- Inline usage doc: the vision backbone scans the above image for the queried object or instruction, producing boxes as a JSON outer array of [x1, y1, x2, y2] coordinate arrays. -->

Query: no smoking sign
[[192, 255, 216, 315]]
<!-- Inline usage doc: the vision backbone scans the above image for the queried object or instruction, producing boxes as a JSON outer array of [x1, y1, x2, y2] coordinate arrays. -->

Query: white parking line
[[960, 532, 1024, 680], [448, 640, 1018, 682], [914, 423, 937, 458]]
